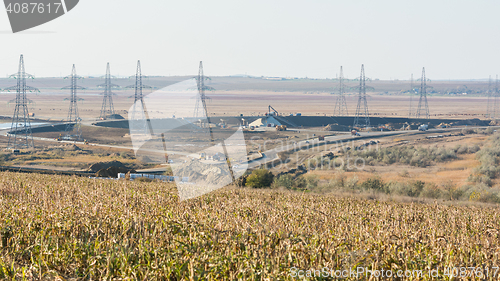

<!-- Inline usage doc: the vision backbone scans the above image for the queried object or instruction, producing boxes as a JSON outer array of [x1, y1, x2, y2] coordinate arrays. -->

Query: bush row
[[469, 132, 500, 186], [350, 145, 459, 167]]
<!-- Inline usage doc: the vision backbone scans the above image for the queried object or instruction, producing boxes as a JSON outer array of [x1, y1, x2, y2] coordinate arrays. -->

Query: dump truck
[[276, 125, 287, 131]]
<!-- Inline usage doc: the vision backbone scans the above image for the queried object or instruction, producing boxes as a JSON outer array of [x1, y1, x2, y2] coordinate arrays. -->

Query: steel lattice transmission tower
[[126, 60, 152, 134], [126, 60, 151, 106], [492, 75, 500, 120], [6, 55, 39, 149], [193, 61, 235, 183], [98, 63, 119, 119], [63, 64, 85, 140], [353, 64, 370, 128], [408, 74, 415, 118], [194, 61, 213, 119], [333, 66, 348, 116], [416, 67, 430, 119], [487, 75, 493, 118]]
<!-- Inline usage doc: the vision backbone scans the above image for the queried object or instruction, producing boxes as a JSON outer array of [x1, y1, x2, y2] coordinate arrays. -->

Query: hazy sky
[[0, 0, 499, 79]]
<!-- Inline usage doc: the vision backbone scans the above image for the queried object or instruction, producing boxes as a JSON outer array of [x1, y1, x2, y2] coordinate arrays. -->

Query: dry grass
[[311, 134, 485, 188], [0, 172, 499, 279]]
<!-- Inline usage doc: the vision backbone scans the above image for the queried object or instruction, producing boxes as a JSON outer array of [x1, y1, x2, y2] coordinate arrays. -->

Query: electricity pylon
[[333, 66, 348, 116], [194, 61, 235, 183], [353, 64, 370, 128], [98, 63, 119, 119], [408, 74, 415, 118], [5, 55, 39, 149], [194, 61, 213, 119], [126, 60, 152, 136], [416, 67, 430, 119], [63, 64, 85, 140], [486, 76, 492, 118], [493, 75, 499, 120]]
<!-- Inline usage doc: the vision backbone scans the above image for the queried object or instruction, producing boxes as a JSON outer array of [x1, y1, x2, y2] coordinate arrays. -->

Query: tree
[[245, 169, 274, 188]]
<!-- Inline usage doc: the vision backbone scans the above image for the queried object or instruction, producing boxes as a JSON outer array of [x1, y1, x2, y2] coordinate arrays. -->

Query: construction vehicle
[[276, 125, 287, 131], [418, 124, 429, 131], [268, 105, 279, 116], [351, 130, 360, 136], [438, 122, 451, 128], [401, 122, 411, 130]]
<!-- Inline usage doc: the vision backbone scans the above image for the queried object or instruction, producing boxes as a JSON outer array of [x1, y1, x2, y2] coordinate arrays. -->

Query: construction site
[[0, 56, 498, 187]]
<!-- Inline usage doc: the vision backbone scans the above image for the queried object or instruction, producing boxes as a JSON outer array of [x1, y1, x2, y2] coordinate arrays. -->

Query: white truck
[[418, 124, 429, 131]]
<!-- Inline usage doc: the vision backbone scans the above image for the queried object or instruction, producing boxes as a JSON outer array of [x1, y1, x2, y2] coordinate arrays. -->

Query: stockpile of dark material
[[105, 114, 125, 120], [283, 116, 489, 128], [89, 161, 136, 178]]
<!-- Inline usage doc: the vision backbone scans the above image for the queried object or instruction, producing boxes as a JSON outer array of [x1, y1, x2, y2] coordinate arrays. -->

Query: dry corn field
[[0, 172, 500, 280]]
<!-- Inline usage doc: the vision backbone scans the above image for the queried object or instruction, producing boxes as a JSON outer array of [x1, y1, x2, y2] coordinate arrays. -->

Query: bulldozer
[[400, 122, 411, 130], [438, 122, 451, 128]]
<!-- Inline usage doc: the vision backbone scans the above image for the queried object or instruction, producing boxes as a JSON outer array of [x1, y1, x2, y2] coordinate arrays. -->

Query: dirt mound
[[88, 161, 127, 172], [323, 124, 350, 131], [173, 159, 231, 184], [67, 144, 81, 151], [95, 166, 136, 178]]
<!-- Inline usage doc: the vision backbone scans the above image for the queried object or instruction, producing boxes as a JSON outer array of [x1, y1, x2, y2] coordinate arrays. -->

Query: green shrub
[[360, 177, 386, 192], [351, 145, 456, 168], [465, 184, 500, 204], [468, 132, 500, 186], [302, 174, 319, 190], [272, 174, 294, 189], [484, 127, 495, 135], [245, 169, 274, 188], [461, 128, 476, 134], [441, 181, 463, 200], [404, 181, 424, 197], [420, 183, 441, 199]]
